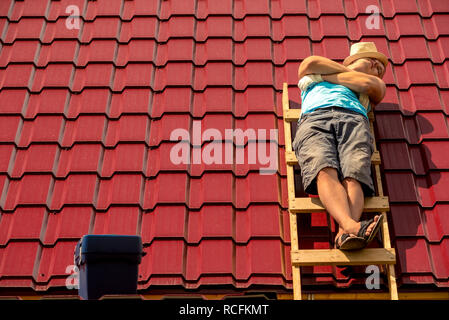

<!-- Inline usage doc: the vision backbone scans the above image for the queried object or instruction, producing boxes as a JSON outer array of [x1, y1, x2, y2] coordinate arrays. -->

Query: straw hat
[[343, 42, 388, 68]]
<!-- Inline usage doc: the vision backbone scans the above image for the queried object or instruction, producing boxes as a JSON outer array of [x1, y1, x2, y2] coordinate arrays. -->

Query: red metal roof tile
[[385, 15, 426, 40], [159, 0, 196, 18], [101, 144, 145, 177], [186, 240, 234, 280], [382, 0, 420, 17], [143, 173, 188, 209], [194, 62, 232, 90], [43, 207, 92, 245], [72, 64, 114, 91], [0, 145, 14, 173], [61, 115, 107, 147], [384, 172, 419, 203], [109, 89, 152, 118], [0, 116, 21, 143], [273, 38, 312, 65], [310, 38, 350, 61], [310, 16, 348, 41], [186, 205, 233, 243], [92, 207, 140, 235], [37, 41, 78, 66], [46, 0, 86, 21], [41, 19, 82, 44], [189, 173, 233, 209], [140, 240, 185, 277], [154, 63, 193, 91], [235, 205, 283, 243], [235, 62, 273, 90], [76, 40, 117, 66], [146, 143, 189, 177], [0, 41, 40, 67], [3, 174, 52, 210], [429, 240, 449, 280], [66, 88, 109, 118], [396, 239, 433, 274], [390, 205, 426, 238], [29, 88, 73, 118], [155, 39, 193, 66], [25, 89, 68, 119], [0, 89, 28, 114], [388, 37, 430, 64], [32, 64, 74, 91], [121, 0, 159, 19], [96, 174, 143, 210], [234, 0, 270, 17], [18, 116, 63, 147], [235, 173, 281, 208], [81, 18, 121, 43], [235, 240, 285, 280], [394, 61, 437, 89], [234, 87, 276, 117], [397, 86, 442, 114], [148, 114, 190, 147], [141, 206, 186, 243], [104, 115, 149, 147], [0, 64, 34, 89], [235, 16, 271, 40], [50, 174, 97, 210], [275, 15, 309, 39], [37, 241, 78, 283], [117, 39, 156, 67], [113, 63, 154, 91], [234, 39, 273, 65], [11, 144, 58, 178], [308, 0, 345, 18], [2, 18, 45, 43], [417, 172, 449, 208], [194, 39, 232, 66], [434, 61, 449, 89], [0, 242, 40, 278], [196, 16, 233, 41], [192, 88, 233, 116], [0, 207, 46, 245], [423, 204, 449, 242], [158, 16, 194, 42], [56, 144, 102, 177], [84, 0, 122, 18]]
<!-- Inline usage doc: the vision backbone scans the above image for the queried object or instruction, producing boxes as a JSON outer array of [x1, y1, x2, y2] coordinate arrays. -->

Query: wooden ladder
[[281, 83, 398, 300]]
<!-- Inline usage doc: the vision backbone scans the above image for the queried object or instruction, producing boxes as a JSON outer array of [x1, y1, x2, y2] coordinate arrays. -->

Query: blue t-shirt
[[300, 81, 370, 119]]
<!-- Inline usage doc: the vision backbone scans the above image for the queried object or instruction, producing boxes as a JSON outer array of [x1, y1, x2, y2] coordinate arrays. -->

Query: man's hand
[[322, 71, 386, 105], [298, 56, 352, 79]]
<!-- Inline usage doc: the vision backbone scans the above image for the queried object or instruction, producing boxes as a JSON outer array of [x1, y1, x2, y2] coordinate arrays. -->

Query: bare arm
[[322, 71, 386, 105], [298, 56, 352, 79]]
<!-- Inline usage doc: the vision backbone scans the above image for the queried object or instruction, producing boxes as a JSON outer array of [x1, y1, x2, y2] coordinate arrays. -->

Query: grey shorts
[[292, 106, 375, 196]]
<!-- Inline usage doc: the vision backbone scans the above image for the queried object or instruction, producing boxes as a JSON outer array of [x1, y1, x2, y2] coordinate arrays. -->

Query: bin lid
[[77, 235, 143, 255]]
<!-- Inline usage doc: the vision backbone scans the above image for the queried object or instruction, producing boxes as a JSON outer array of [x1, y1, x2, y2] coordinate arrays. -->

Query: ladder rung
[[285, 151, 381, 166], [284, 109, 374, 122], [289, 196, 389, 213], [291, 248, 396, 266]]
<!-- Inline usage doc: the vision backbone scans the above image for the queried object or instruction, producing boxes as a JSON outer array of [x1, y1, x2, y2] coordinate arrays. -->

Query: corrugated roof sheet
[[0, 0, 448, 294]]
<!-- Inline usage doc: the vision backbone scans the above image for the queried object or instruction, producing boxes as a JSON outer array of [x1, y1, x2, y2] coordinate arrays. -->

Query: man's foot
[[344, 215, 381, 239], [334, 233, 366, 250]]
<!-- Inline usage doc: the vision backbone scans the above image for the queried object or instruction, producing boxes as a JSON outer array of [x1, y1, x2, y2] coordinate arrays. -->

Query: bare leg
[[334, 177, 380, 245], [316, 168, 360, 239]]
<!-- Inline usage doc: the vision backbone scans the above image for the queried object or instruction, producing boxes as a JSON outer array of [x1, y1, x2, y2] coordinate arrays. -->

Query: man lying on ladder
[[292, 42, 388, 250]]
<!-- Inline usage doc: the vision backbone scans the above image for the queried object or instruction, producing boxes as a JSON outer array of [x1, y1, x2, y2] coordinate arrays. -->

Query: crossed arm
[[298, 56, 386, 105]]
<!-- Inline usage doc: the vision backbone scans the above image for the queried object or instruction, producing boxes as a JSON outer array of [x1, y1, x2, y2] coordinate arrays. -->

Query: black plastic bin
[[74, 235, 144, 300]]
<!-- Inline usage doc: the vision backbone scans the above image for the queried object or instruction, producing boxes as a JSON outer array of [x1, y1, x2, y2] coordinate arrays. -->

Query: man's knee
[[342, 177, 362, 189], [317, 167, 339, 182]]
